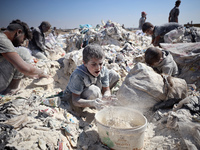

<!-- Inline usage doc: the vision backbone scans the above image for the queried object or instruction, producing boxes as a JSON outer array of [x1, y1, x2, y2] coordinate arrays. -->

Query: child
[[142, 22, 182, 47], [145, 47, 178, 76], [63, 44, 120, 115]]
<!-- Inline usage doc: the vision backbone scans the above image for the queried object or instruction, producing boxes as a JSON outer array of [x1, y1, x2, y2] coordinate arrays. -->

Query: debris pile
[[0, 20, 200, 150]]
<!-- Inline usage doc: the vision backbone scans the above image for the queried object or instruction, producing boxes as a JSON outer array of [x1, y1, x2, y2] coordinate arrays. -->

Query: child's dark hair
[[142, 22, 154, 33], [145, 47, 162, 66], [83, 44, 105, 63], [7, 19, 32, 40]]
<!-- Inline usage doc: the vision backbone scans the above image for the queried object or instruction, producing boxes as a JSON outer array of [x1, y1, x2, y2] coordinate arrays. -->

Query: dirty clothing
[[153, 50, 178, 76], [0, 34, 31, 93], [139, 17, 146, 30], [153, 22, 183, 45], [63, 64, 119, 114], [28, 27, 48, 59], [0, 33, 17, 93], [169, 6, 180, 23]]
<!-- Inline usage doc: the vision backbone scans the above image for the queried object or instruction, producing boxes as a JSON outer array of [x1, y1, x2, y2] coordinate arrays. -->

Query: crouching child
[[145, 47, 179, 77], [62, 44, 120, 116]]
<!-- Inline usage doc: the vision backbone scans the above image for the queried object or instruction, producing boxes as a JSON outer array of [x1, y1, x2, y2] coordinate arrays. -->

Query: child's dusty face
[[152, 57, 163, 67], [145, 27, 154, 35], [84, 58, 104, 77]]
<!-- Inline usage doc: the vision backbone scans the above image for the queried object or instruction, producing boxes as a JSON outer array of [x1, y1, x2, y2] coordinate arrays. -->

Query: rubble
[[0, 20, 200, 150]]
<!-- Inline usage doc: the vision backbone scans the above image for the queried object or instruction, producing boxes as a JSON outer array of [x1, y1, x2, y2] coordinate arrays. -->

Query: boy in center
[[63, 44, 120, 115], [144, 47, 179, 77]]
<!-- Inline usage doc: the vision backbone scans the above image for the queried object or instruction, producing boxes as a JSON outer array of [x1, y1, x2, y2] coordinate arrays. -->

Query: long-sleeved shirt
[[28, 27, 47, 52]]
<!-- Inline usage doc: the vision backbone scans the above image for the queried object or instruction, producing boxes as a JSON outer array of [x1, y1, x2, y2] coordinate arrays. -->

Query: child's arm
[[153, 36, 161, 46], [71, 92, 106, 109], [102, 87, 118, 105], [102, 87, 111, 97], [72, 91, 111, 110], [72, 93, 96, 108]]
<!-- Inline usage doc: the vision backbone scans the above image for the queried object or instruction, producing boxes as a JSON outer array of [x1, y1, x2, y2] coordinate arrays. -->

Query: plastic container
[[95, 106, 147, 150], [41, 97, 61, 107]]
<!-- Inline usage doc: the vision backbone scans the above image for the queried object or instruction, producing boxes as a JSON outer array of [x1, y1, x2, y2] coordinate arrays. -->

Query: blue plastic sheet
[[79, 24, 92, 29]]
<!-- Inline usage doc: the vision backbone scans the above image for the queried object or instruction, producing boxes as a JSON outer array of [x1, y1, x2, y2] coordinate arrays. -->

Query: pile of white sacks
[[0, 20, 200, 150]]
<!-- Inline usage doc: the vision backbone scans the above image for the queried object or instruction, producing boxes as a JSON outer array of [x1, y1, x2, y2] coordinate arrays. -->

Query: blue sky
[[0, 0, 199, 29]]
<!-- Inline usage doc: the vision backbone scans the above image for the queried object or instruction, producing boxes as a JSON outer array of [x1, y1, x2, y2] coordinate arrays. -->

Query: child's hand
[[93, 98, 108, 110], [102, 95, 119, 106], [102, 95, 117, 101]]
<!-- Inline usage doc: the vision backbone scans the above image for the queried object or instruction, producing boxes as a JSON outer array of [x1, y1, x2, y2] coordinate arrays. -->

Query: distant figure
[[28, 21, 51, 59], [142, 22, 183, 47], [139, 11, 147, 30], [145, 47, 178, 77], [51, 27, 58, 38], [168, 0, 181, 23], [0, 19, 48, 95]]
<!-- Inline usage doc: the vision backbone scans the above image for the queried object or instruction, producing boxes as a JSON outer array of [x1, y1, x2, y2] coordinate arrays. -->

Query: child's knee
[[81, 85, 102, 99]]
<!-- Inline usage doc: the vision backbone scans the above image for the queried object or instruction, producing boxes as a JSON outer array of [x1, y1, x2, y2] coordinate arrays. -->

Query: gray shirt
[[0, 33, 32, 93], [65, 64, 109, 95], [28, 27, 47, 52], [0, 33, 17, 93], [153, 50, 178, 76]]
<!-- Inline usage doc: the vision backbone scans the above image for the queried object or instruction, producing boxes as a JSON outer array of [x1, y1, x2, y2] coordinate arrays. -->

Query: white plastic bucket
[[95, 106, 147, 150]]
